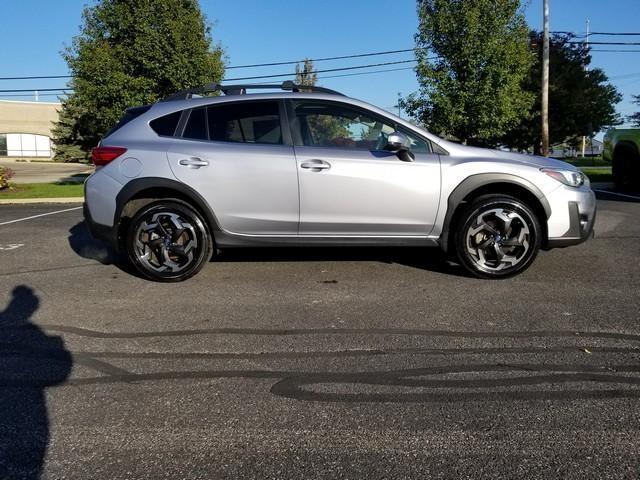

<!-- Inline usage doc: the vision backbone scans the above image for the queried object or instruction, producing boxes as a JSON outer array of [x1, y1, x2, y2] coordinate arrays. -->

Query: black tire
[[612, 146, 639, 191], [125, 200, 213, 282], [454, 194, 541, 279]]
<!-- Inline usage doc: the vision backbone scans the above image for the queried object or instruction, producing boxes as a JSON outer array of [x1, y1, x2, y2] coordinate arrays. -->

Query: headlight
[[541, 168, 585, 187]]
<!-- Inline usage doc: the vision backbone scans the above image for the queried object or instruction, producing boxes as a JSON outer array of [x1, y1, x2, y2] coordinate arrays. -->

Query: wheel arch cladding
[[440, 174, 551, 253], [114, 178, 220, 244]]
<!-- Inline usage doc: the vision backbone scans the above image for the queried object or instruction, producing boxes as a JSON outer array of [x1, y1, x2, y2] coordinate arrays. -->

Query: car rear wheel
[[126, 200, 213, 282], [454, 194, 541, 279]]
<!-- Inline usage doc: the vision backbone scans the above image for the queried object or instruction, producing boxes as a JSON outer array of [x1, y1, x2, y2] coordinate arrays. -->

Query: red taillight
[[91, 146, 127, 166]]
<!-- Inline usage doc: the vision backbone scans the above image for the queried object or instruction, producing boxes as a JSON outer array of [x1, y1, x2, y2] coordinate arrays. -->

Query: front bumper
[[545, 187, 597, 249]]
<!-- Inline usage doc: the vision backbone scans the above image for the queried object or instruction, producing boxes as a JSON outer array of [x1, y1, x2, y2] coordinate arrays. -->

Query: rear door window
[[207, 101, 282, 145]]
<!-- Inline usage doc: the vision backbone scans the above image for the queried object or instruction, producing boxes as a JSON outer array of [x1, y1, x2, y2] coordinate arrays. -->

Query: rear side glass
[[207, 101, 282, 145], [183, 108, 208, 140], [104, 105, 151, 138], [150, 111, 182, 137]]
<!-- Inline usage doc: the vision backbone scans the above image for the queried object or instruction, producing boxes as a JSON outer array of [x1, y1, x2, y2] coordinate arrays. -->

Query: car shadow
[[0, 286, 72, 479], [68, 220, 471, 278], [68, 222, 117, 266], [214, 246, 471, 277]]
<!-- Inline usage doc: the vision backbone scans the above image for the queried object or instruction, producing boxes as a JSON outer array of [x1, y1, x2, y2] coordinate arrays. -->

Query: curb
[[0, 197, 84, 205]]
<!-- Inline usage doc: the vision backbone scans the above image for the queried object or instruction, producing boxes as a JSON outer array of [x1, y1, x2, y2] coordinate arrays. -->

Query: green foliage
[[629, 95, 640, 127], [53, 0, 225, 162], [501, 33, 621, 152], [402, 0, 534, 146], [295, 59, 317, 87], [0, 166, 15, 190], [51, 96, 90, 162]]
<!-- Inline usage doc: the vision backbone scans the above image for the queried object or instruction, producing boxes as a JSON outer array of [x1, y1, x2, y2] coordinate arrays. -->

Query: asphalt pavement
[[0, 194, 639, 479], [0, 159, 93, 184]]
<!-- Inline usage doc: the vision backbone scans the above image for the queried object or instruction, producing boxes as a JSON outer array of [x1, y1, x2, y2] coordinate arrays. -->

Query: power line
[[4, 34, 640, 82], [591, 49, 640, 53], [568, 41, 640, 45], [553, 31, 640, 37], [223, 59, 417, 82], [0, 65, 420, 98], [252, 66, 417, 85], [0, 48, 421, 81], [0, 74, 72, 81], [0, 59, 419, 92], [226, 48, 417, 70], [0, 87, 71, 93]]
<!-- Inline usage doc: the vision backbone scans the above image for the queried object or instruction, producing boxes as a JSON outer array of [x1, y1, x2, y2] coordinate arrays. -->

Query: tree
[[52, 0, 224, 162], [295, 58, 317, 87], [401, 0, 534, 146], [629, 95, 640, 127], [501, 33, 621, 153]]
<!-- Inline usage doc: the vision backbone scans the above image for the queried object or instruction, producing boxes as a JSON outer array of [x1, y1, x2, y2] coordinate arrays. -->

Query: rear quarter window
[[104, 105, 151, 138], [150, 111, 182, 137]]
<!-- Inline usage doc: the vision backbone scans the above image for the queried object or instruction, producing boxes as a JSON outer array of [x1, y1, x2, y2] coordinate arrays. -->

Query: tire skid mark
[[2, 345, 640, 361], [3, 328, 640, 402], [20, 325, 640, 342]]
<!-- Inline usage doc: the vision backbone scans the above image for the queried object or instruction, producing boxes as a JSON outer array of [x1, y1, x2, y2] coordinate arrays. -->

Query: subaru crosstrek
[[84, 81, 596, 282]]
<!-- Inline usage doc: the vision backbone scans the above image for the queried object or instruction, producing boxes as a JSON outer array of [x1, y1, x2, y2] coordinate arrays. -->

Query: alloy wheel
[[465, 207, 531, 273], [133, 211, 199, 273]]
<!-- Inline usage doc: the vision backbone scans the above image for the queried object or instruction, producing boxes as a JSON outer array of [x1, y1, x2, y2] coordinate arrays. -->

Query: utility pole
[[580, 18, 590, 158], [397, 92, 402, 118], [541, 0, 550, 157]]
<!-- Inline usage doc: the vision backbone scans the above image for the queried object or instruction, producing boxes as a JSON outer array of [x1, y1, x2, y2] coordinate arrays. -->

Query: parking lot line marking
[[0, 206, 83, 226], [594, 189, 640, 201]]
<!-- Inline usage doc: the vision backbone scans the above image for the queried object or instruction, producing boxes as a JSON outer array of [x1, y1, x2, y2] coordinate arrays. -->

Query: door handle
[[179, 157, 209, 168], [300, 160, 331, 171]]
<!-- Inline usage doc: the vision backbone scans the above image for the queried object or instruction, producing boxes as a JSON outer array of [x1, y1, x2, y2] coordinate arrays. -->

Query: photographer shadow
[[0, 286, 72, 479]]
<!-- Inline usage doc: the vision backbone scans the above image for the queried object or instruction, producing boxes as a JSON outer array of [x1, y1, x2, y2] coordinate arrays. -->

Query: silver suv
[[84, 81, 596, 282]]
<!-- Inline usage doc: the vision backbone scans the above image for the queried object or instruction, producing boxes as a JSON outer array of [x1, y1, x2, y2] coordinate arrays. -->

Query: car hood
[[437, 140, 579, 171]]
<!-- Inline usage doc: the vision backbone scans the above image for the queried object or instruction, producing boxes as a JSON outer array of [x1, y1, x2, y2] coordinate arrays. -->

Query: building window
[[0, 133, 52, 157]]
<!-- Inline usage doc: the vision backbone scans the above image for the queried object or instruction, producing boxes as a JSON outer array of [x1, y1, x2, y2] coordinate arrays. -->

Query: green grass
[[581, 167, 612, 183], [562, 156, 610, 167], [0, 182, 84, 199]]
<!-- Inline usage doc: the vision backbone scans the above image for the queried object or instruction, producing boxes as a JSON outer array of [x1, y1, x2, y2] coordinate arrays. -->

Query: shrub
[[0, 166, 15, 190]]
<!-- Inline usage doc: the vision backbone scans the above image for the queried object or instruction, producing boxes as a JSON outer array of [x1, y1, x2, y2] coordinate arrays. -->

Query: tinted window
[[294, 102, 395, 150], [150, 111, 182, 136], [207, 101, 282, 145], [183, 108, 208, 140]]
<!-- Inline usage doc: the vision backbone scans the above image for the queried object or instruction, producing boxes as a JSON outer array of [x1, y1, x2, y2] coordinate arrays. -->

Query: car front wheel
[[125, 200, 213, 282], [454, 194, 541, 279]]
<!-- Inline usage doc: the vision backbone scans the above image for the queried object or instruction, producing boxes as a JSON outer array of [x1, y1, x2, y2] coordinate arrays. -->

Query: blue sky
[[2, 0, 640, 132]]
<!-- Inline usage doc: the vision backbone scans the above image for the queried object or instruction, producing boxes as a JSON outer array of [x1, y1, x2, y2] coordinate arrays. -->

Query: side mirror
[[385, 131, 414, 162]]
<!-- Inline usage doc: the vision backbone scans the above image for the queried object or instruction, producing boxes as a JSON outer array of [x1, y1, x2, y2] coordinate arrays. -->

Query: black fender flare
[[114, 177, 221, 234], [440, 173, 552, 252]]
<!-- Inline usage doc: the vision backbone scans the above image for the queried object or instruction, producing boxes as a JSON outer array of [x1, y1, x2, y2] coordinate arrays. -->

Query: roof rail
[[160, 81, 343, 102]]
